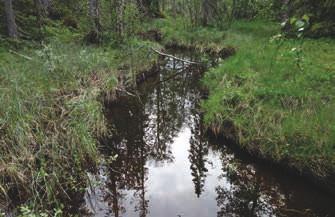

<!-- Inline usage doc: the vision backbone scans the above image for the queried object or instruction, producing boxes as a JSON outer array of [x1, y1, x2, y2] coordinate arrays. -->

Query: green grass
[[202, 20, 335, 176], [149, 16, 226, 51], [0, 29, 159, 214]]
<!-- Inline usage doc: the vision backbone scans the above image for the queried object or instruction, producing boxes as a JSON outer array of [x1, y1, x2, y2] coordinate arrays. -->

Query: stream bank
[[81, 50, 335, 217], [0, 39, 161, 216], [201, 20, 335, 197]]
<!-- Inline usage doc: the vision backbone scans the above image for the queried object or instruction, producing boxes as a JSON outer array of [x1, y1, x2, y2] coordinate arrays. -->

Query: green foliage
[[150, 17, 225, 50], [173, 0, 278, 30], [287, 0, 335, 37], [123, 2, 142, 38], [18, 205, 62, 217], [202, 20, 335, 176]]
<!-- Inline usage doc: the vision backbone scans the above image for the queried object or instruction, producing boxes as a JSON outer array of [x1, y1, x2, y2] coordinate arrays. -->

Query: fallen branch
[[115, 87, 136, 97], [151, 48, 200, 65], [9, 49, 32, 60]]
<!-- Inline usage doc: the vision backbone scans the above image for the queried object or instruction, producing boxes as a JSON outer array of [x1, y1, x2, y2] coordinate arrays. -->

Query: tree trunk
[[4, 0, 18, 39], [282, 0, 290, 21], [202, 0, 210, 26], [151, 0, 159, 16], [35, 0, 44, 27], [41, 0, 50, 8], [115, 0, 125, 37], [89, 0, 101, 32], [172, 0, 177, 17], [40, 0, 51, 13], [137, 0, 159, 17]]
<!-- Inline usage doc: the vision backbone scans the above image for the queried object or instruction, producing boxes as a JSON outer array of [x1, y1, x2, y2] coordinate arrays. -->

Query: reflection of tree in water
[[154, 55, 211, 198], [215, 152, 286, 217], [104, 96, 149, 217], [188, 96, 209, 197], [89, 53, 335, 217], [102, 54, 204, 216], [143, 57, 200, 164], [143, 81, 177, 163]]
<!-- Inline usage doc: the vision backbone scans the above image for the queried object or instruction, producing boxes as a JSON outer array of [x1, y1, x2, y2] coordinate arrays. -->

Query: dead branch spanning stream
[[151, 48, 201, 65]]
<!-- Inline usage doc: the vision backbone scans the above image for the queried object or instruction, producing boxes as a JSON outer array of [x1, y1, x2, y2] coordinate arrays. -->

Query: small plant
[[270, 15, 310, 73], [288, 15, 310, 71], [18, 206, 47, 217], [17, 205, 63, 217]]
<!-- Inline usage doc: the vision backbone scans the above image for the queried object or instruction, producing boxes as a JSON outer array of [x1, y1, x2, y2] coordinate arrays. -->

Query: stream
[[82, 51, 335, 217]]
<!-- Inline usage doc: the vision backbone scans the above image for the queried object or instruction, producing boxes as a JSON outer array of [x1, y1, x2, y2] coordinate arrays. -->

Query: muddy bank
[[206, 125, 335, 196], [165, 41, 236, 59], [138, 29, 236, 59]]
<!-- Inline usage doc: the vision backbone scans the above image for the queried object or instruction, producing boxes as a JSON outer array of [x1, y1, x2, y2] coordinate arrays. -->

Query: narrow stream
[[83, 52, 335, 217]]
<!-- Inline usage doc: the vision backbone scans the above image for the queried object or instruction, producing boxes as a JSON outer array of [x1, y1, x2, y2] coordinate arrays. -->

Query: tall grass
[[202, 20, 335, 176], [0, 40, 114, 212], [0, 35, 158, 214]]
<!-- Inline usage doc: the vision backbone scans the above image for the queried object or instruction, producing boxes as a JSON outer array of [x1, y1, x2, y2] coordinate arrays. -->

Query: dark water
[[83, 52, 335, 217]]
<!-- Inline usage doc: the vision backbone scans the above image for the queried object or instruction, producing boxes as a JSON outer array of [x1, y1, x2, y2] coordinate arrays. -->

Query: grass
[[0, 26, 159, 214], [149, 16, 226, 52], [202, 20, 335, 177]]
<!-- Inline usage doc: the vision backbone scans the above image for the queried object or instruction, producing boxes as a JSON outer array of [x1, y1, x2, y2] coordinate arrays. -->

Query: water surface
[[83, 52, 335, 217]]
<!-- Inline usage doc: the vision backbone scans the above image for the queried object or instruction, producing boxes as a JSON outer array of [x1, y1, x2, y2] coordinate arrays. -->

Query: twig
[[9, 49, 33, 60], [154, 67, 191, 85], [151, 47, 200, 65], [115, 87, 136, 97]]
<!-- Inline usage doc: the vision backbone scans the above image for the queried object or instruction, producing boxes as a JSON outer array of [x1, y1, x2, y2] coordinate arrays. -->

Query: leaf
[[302, 14, 310, 22], [295, 20, 305, 29], [298, 27, 305, 32], [290, 17, 297, 25]]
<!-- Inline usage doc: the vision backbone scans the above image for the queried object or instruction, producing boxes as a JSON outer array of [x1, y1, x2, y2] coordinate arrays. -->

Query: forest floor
[[151, 17, 335, 190]]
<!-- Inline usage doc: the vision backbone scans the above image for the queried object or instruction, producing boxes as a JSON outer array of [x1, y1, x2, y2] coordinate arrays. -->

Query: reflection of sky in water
[[146, 127, 222, 217], [84, 53, 335, 217]]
